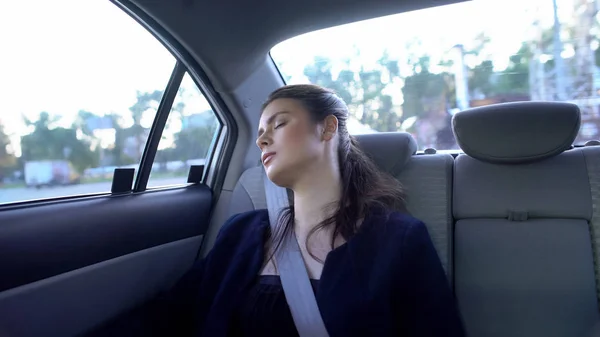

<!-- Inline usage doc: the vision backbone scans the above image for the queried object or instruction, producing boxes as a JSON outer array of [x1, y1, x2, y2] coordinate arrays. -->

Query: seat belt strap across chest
[[263, 170, 330, 337]]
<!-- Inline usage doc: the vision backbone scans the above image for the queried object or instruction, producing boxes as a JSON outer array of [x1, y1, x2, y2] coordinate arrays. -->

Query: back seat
[[452, 102, 599, 337], [223, 102, 600, 335], [229, 132, 454, 276]]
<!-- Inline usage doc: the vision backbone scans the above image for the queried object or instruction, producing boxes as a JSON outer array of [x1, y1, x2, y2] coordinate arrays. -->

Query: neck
[[291, 163, 342, 240]]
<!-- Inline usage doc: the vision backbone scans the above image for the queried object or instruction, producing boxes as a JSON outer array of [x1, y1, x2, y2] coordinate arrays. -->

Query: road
[[0, 178, 186, 204]]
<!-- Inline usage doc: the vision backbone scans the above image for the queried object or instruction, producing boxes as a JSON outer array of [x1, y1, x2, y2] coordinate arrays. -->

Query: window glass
[[271, 0, 598, 150], [0, 0, 175, 204], [148, 73, 220, 188]]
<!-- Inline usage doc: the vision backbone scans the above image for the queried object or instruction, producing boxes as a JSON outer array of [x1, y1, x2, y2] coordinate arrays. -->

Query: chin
[[265, 164, 294, 189]]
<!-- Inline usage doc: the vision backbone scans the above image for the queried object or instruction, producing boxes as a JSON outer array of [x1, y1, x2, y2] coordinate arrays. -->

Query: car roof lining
[[129, 0, 468, 91]]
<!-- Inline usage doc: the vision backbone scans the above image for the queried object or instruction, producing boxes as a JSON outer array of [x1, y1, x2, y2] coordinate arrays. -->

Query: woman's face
[[256, 98, 325, 188]]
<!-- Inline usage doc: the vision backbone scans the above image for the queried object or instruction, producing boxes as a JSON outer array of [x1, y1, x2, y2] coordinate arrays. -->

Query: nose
[[256, 131, 271, 150]]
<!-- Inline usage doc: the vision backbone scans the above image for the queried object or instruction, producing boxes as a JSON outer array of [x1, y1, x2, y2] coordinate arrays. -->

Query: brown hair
[[262, 84, 407, 263]]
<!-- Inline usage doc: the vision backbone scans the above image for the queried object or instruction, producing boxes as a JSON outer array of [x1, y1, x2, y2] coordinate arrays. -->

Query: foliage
[[0, 122, 16, 180], [20, 112, 99, 173]]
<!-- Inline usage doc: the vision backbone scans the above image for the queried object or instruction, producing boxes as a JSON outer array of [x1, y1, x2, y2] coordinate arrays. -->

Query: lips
[[262, 152, 276, 166]]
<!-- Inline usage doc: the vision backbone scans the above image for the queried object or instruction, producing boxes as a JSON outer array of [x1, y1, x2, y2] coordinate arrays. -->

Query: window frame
[[115, 0, 235, 195]]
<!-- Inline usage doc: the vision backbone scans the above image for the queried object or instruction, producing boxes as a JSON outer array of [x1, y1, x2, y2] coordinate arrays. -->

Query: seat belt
[[263, 170, 330, 337]]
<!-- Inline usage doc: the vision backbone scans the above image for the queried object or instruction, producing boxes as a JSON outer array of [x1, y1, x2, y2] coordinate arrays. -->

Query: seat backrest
[[229, 132, 454, 276], [452, 102, 599, 337]]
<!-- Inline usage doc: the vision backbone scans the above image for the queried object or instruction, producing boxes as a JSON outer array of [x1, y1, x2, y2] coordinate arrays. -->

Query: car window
[[0, 0, 219, 204], [271, 0, 598, 150], [147, 73, 220, 188]]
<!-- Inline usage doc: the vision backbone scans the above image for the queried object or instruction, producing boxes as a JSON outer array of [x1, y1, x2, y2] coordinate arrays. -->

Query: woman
[[97, 84, 464, 336]]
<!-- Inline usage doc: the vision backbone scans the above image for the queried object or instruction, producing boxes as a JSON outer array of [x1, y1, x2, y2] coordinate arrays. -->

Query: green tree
[[73, 110, 98, 138], [401, 56, 449, 120], [20, 112, 99, 172], [303, 56, 357, 110], [155, 120, 217, 167], [470, 33, 492, 56], [470, 60, 496, 97], [105, 113, 133, 166], [495, 43, 531, 95], [127, 90, 163, 162], [460, 33, 498, 98], [297, 41, 533, 145], [0, 121, 17, 181], [104, 90, 164, 166], [154, 85, 221, 168], [303, 54, 402, 132], [173, 123, 217, 160]]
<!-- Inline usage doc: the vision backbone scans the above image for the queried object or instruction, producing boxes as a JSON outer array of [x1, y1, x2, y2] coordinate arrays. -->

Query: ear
[[322, 115, 338, 141]]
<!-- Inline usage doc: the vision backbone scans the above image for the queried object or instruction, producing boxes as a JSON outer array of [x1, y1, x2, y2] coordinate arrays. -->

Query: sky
[[0, 1, 175, 124], [0, 0, 577, 155], [271, 0, 573, 81], [0, 0, 214, 155]]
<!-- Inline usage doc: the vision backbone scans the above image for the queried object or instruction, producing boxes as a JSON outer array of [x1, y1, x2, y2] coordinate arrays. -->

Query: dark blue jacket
[[91, 208, 465, 336]]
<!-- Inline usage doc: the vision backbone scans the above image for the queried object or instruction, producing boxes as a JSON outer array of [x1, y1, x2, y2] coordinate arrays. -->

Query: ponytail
[[261, 84, 407, 265], [301, 133, 407, 262]]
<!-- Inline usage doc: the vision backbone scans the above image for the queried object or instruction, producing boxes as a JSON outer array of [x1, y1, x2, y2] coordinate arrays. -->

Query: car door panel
[[0, 185, 212, 337], [0, 235, 201, 337]]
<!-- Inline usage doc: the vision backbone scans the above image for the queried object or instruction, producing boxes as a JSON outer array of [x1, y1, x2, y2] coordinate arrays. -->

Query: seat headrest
[[355, 132, 417, 173], [452, 101, 580, 164]]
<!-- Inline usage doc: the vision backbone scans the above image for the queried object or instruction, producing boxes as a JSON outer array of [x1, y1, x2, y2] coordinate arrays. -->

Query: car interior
[[1, 0, 600, 336]]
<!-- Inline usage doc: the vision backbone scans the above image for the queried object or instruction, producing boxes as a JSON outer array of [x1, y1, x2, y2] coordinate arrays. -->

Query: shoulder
[[215, 209, 269, 242], [369, 209, 427, 240], [381, 210, 423, 227], [202, 209, 269, 265], [366, 209, 434, 259]]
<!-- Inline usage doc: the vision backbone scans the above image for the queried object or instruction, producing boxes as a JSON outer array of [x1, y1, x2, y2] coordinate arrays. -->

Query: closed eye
[[274, 121, 287, 129]]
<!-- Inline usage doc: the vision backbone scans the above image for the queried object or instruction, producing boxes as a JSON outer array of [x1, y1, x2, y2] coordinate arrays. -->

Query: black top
[[88, 209, 465, 337], [230, 275, 320, 337]]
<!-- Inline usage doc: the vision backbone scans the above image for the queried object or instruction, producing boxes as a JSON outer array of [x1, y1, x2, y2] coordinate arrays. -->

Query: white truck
[[24, 160, 80, 188]]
